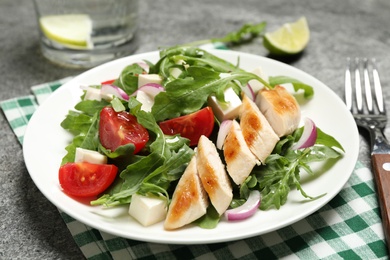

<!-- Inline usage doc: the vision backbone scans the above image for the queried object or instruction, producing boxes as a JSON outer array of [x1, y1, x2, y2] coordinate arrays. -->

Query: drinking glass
[[33, 0, 138, 68]]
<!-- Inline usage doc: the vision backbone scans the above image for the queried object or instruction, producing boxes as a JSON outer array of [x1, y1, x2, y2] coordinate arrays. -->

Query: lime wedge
[[263, 17, 310, 55], [39, 14, 93, 50]]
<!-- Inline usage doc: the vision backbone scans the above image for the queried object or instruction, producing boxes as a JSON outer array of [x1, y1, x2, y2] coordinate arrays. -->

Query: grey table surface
[[1, 0, 390, 259]]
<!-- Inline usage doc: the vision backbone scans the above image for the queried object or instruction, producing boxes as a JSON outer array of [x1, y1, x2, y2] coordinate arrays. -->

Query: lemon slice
[[263, 17, 310, 55], [39, 14, 93, 50]]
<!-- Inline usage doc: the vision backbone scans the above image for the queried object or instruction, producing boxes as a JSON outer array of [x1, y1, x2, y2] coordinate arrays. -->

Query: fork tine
[[354, 58, 364, 113], [345, 58, 353, 111], [345, 58, 386, 116], [363, 58, 374, 113], [371, 58, 386, 115]]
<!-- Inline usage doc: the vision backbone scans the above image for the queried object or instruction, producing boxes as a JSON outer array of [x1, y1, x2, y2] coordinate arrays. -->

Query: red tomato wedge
[[99, 107, 149, 154], [101, 79, 116, 85], [159, 107, 215, 146], [59, 162, 118, 197]]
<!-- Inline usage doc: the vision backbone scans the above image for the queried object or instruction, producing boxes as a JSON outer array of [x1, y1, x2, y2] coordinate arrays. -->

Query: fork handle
[[372, 153, 390, 249]]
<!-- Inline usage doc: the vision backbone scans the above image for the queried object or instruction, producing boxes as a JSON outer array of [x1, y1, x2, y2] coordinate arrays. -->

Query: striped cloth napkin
[[1, 78, 388, 259]]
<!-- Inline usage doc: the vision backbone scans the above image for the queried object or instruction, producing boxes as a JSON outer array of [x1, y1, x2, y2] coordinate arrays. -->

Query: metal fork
[[345, 57, 390, 249]]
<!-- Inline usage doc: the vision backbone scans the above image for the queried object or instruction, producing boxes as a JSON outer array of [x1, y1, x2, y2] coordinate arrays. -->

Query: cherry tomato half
[[59, 162, 118, 197], [99, 107, 149, 154], [159, 107, 215, 146]]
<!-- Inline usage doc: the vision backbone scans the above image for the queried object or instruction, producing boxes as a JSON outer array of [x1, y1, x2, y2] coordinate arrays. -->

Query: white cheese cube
[[100, 93, 114, 102], [170, 67, 182, 79], [74, 147, 107, 164], [84, 87, 102, 101], [83, 86, 114, 101], [136, 90, 154, 112], [138, 74, 163, 87], [129, 194, 167, 226], [208, 87, 242, 122]]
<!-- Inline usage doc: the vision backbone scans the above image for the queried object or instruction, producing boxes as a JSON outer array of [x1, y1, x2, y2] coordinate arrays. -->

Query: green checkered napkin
[[1, 78, 388, 259]]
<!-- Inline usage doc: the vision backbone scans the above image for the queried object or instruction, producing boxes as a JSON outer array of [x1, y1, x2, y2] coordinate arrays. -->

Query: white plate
[[23, 50, 359, 244]]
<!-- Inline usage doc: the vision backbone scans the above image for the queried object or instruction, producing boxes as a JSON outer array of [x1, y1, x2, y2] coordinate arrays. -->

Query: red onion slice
[[136, 61, 150, 73], [225, 190, 261, 221], [242, 82, 256, 101], [216, 120, 233, 150], [101, 84, 129, 101], [291, 117, 317, 150], [131, 83, 165, 98]]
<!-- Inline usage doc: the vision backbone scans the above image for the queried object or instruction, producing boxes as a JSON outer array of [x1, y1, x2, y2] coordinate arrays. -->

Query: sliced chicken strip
[[223, 120, 257, 185], [256, 85, 301, 137], [197, 135, 233, 216], [240, 94, 279, 164], [164, 155, 208, 230]]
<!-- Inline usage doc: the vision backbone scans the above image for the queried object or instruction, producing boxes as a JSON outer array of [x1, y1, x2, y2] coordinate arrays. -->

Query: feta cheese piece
[[136, 90, 154, 112], [83, 86, 114, 101], [74, 147, 107, 164], [208, 87, 242, 122], [100, 92, 114, 102], [84, 87, 102, 101], [129, 194, 167, 226], [138, 74, 163, 87]]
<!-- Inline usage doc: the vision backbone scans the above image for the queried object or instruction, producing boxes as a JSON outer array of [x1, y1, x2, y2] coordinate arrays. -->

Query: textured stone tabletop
[[1, 0, 390, 259]]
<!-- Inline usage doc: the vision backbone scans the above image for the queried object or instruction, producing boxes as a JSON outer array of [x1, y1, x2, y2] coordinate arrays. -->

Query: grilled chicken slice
[[256, 85, 301, 137], [196, 135, 233, 216], [240, 94, 279, 164], [223, 120, 257, 185], [164, 155, 209, 230]]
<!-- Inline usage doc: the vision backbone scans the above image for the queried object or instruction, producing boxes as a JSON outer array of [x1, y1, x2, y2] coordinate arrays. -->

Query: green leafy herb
[[182, 21, 267, 47], [60, 111, 100, 165], [269, 76, 314, 98], [250, 126, 344, 210], [194, 204, 221, 229], [152, 65, 268, 121], [113, 63, 145, 95]]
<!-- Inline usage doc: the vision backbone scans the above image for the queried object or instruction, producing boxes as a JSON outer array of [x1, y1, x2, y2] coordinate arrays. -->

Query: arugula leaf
[[269, 76, 314, 98], [113, 63, 145, 94], [60, 110, 93, 136], [61, 135, 84, 165], [143, 144, 194, 184], [315, 128, 345, 152], [60, 97, 108, 162], [74, 99, 109, 116], [79, 112, 100, 151], [60, 112, 100, 165], [255, 126, 343, 210], [171, 53, 241, 73], [152, 66, 267, 121], [135, 108, 194, 192], [99, 143, 135, 159], [182, 21, 267, 47], [91, 152, 165, 206], [194, 204, 220, 229], [152, 46, 244, 84], [129, 99, 192, 159], [213, 22, 267, 45]]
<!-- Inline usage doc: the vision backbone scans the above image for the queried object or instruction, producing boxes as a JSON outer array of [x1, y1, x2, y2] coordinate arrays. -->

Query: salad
[[59, 46, 344, 230]]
